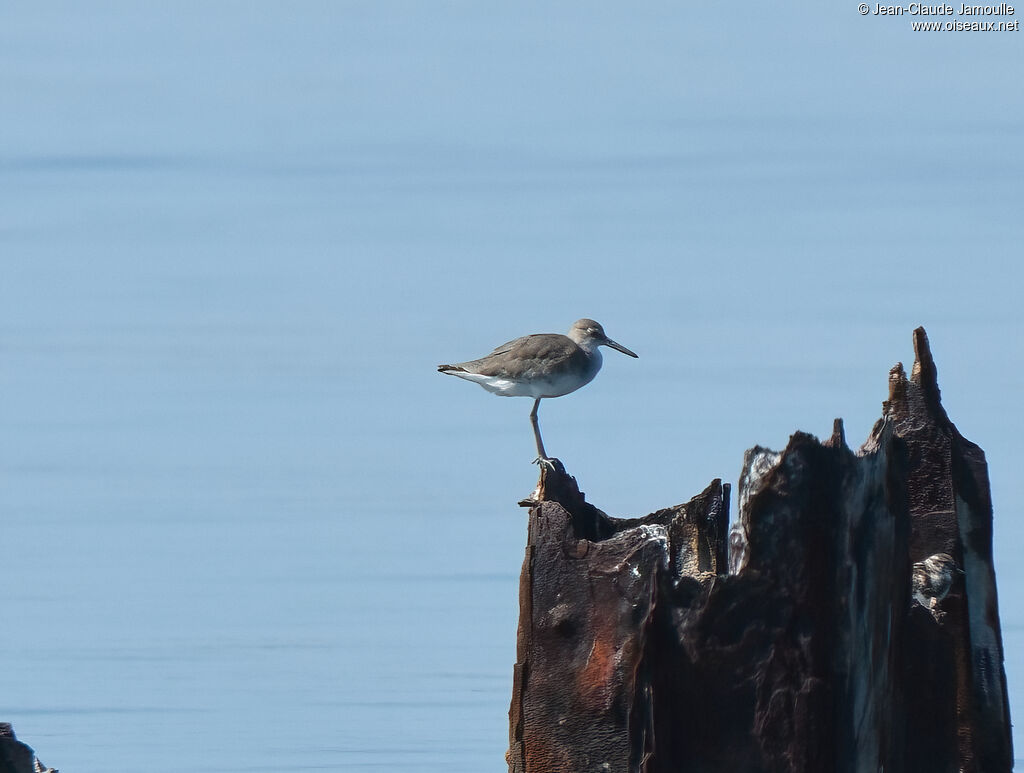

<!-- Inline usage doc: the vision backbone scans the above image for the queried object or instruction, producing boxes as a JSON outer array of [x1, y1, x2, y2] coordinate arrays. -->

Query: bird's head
[[569, 319, 638, 358]]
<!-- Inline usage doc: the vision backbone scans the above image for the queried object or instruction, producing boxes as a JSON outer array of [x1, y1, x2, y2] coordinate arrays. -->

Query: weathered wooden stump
[[0, 724, 57, 773], [507, 328, 1012, 773]]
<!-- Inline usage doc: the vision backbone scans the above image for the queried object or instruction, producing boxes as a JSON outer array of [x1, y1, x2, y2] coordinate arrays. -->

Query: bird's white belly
[[454, 365, 598, 398]]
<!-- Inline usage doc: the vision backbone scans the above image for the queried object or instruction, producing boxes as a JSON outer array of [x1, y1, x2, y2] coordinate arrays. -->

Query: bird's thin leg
[[530, 398, 554, 468]]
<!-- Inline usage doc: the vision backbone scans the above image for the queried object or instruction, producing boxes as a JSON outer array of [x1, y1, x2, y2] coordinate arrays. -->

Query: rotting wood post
[[0, 724, 57, 773], [506, 327, 1012, 773]]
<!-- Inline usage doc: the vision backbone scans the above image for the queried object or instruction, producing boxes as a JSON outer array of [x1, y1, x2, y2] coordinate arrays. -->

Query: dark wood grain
[[507, 328, 1012, 773]]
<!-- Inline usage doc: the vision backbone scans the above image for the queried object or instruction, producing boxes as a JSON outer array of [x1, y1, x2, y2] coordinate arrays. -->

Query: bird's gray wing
[[469, 334, 584, 378]]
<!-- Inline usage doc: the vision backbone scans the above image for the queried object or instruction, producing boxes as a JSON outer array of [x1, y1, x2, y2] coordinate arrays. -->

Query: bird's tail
[[437, 364, 467, 373]]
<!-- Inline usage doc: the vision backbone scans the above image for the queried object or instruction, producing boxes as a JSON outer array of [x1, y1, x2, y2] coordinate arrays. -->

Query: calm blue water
[[2, 3, 1023, 770]]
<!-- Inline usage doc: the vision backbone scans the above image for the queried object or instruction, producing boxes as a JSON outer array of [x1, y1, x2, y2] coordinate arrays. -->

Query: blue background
[[3, 2, 1022, 769]]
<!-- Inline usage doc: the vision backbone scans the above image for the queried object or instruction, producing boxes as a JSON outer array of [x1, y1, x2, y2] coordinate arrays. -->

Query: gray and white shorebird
[[438, 319, 638, 463]]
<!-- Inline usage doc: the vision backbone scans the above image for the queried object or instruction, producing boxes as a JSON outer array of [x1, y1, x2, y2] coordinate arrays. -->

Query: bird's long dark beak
[[604, 338, 638, 358]]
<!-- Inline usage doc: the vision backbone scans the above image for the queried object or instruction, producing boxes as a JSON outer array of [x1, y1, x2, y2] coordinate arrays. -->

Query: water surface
[[3, 2, 1023, 769]]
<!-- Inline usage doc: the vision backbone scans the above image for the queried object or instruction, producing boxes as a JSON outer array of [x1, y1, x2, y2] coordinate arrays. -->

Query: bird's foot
[[532, 455, 558, 471]]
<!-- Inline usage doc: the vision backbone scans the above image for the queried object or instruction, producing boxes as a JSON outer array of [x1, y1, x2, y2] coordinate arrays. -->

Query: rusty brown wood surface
[[507, 328, 1011, 773]]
